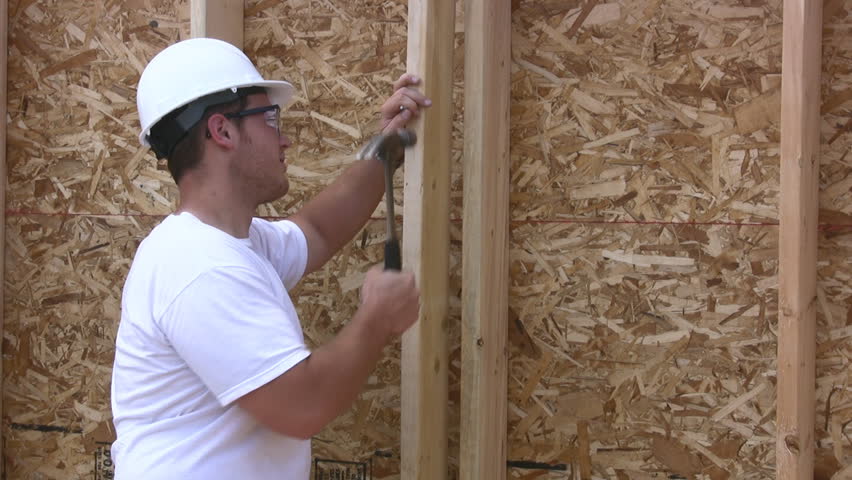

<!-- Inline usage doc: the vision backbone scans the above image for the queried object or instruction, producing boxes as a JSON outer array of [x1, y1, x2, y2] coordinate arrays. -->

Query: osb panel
[[814, 2, 852, 478], [509, 0, 783, 225], [507, 222, 779, 479], [506, 0, 784, 478], [5, 0, 460, 477], [4, 214, 156, 477], [815, 230, 852, 480], [4, 0, 852, 480], [5, 0, 191, 476], [6, 0, 190, 217], [505, 0, 852, 478]]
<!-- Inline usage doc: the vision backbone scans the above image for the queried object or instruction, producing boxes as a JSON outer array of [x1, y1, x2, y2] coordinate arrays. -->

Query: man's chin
[[262, 181, 289, 204]]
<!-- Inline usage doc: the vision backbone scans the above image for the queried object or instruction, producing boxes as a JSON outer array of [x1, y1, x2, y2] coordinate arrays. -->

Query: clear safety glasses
[[225, 104, 281, 136]]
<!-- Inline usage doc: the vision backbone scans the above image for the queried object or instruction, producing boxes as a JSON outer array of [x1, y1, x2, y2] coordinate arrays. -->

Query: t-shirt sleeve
[[249, 219, 308, 290], [158, 266, 311, 407]]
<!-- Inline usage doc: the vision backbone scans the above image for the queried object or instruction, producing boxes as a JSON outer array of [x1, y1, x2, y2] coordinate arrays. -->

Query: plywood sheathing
[[4, 215, 155, 477], [5, 0, 444, 476], [3, 0, 852, 479], [4, 0, 192, 476], [814, 2, 852, 478], [509, 3, 783, 226], [508, 222, 779, 478], [7, 0, 187, 217], [505, 0, 851, 478], [506, 1, 780, 478], [0, 0, 9, 474], [243, 0, 420, 213]]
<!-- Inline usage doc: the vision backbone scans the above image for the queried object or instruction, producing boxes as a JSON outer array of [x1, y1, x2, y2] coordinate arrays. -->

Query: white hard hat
[[137, 38, 295, 151]]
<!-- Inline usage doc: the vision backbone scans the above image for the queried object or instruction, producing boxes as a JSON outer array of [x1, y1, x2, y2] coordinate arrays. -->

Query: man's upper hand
[[380, 73, 432, 132]]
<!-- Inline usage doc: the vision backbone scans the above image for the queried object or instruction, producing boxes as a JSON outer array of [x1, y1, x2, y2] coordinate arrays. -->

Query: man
[[110, 37, 430, 479]]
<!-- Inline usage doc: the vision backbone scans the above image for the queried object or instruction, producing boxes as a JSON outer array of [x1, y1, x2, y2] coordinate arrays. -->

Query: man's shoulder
[[248, 217, 306, 253], [249, 216, 302, 237], [123, 216, 263, 319], [130, 215, 256, 279]]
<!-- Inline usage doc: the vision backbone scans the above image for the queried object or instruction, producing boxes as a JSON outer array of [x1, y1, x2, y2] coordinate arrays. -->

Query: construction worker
[[110, 38, 430, 479]]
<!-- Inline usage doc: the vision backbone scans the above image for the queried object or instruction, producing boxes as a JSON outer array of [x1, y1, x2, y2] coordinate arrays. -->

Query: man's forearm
[[237, 303, 391, 439], [290, 306, 391, 434], [292, 157, 387, 270]]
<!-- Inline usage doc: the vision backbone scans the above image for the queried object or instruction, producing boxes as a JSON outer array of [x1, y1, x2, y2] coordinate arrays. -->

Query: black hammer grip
[[384, 237, 402, 271]]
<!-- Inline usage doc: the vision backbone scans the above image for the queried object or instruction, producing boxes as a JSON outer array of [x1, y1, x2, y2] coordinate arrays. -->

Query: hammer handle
[[384, 237, 401, 271]]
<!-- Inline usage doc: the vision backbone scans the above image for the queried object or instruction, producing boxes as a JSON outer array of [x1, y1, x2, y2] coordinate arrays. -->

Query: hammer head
[[356, 129, 417, 166]]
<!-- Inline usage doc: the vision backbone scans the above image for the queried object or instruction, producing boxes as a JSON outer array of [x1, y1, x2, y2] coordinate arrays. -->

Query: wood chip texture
[[3, 0, 852, 479]]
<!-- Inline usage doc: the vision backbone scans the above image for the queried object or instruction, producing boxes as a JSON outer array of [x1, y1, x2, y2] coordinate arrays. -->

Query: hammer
[[356, 128, 417, 270]]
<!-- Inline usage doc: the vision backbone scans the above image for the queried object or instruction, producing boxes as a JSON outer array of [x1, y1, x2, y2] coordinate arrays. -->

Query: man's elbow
[[265, 416, 324, 440], [238, 401, 326, 439], [235, 357, 333, 439]]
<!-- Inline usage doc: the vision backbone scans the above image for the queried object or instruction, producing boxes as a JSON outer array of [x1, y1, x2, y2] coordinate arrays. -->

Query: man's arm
[[289, 73, 431, 274], [288, 155, 385, 275], [237, 266, 419, 438]]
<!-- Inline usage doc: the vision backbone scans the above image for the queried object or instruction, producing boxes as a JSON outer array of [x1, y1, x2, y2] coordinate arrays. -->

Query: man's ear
[[205, 113, 237, 150]]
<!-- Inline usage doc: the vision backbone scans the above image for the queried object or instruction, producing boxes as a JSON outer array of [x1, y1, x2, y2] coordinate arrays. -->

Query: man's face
[[230, 93, 292, 204]]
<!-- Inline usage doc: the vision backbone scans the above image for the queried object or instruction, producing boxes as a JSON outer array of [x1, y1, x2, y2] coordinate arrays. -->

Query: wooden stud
[[400, 0, 455, 478], [459, 1, 511, 479], [190, 0, 244, 49], [777, 1, 822, 478]]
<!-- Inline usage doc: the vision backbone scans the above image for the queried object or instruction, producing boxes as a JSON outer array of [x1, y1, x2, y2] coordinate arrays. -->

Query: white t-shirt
[[111, 212, 312, 479]]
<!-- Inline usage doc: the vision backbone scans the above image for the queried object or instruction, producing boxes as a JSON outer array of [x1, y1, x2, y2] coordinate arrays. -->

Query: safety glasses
[[224, 104, 281, 135]]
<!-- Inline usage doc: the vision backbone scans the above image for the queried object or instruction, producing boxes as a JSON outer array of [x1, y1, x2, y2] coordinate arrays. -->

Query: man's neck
[[177, 181, 256, 239]]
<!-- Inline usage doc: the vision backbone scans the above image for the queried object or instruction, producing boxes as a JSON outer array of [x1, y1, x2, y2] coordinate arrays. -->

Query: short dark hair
[[149, 86, 266, 183]]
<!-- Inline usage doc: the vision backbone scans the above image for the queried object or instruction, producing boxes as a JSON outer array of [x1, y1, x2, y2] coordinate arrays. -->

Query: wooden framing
[[459, 0, 511, 479], [190, 0, 244, 49], [777, 0, 823, 478], [400, 0, 455, 478]]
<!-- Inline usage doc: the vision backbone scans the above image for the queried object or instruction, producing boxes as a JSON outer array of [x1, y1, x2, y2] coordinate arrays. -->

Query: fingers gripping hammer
[[356, 129, 417, 270]]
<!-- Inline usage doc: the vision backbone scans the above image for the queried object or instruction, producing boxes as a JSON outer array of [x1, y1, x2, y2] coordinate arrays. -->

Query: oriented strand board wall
[[3, 0, 852, 479], [3, 0, 427, 477], [505, 1, 785, 477], [5, 0, 190, 476], [815, 0, 852, 477], [505, 0, 851, 478]]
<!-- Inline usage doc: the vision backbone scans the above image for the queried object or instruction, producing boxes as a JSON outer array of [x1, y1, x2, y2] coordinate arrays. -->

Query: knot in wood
[[784, 434, 800, 454]]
